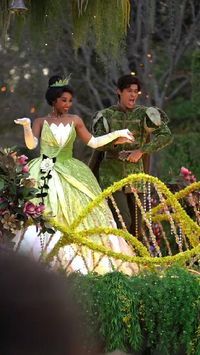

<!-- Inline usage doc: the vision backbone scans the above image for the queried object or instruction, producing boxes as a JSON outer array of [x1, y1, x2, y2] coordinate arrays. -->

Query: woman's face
[[54, 92, 73, 114]]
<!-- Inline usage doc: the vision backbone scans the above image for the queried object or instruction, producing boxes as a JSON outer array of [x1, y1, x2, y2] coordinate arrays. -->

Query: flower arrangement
[[180, 166, 196, 184], [0, 147, 47, 246]]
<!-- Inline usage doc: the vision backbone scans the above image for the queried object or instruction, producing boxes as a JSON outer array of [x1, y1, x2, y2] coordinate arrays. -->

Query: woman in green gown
[[14, 76, 136, 274]]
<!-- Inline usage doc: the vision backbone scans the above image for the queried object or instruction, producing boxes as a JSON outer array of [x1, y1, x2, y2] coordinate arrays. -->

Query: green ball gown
[[17, 120, 136, 274]]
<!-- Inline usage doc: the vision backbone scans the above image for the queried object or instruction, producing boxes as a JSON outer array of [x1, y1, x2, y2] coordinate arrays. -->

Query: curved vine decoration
[[45, 173, 200, 269], [45, 223, 200, 267], [150, 181, 200, 215]]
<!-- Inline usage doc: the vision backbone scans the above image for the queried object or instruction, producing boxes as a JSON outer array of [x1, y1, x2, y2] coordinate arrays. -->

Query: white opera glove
[[87, 129, 134, 149], [14, 118, 38, 150]]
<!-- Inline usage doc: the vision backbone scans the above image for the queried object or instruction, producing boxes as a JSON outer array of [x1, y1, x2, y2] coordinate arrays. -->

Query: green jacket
[[90, 105, 173, 189]]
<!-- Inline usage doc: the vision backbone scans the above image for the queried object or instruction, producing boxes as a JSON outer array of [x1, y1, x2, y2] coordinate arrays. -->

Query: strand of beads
[[187, 193, 200, 225], [155, 187, 183, 252], [133, 191, 162, 257], [143, 180, 147, 213], [181, 229, 190, 250], [147, 182, 152, 228], [141, 228, 153, 255], [178, 225, 183, 250], [135, 202, 139, 237], [108, 195, 128, 230]]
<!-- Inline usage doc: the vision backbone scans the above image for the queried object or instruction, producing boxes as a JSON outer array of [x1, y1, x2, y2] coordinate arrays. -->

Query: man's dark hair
[[117, 74, 141, 92]]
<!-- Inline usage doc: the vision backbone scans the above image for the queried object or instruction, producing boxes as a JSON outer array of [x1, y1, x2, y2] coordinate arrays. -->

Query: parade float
[[0, 1, 199, 354]]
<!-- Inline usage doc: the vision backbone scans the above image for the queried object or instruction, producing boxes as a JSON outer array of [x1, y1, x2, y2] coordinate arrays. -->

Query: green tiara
[[50, 74, 71, 87]]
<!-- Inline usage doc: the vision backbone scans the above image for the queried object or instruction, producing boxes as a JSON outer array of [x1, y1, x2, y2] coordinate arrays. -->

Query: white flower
[[40, 158, 54, 173]]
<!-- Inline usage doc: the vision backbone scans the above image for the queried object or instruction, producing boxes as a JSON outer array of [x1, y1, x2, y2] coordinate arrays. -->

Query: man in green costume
[[90, 74, 173, 236]]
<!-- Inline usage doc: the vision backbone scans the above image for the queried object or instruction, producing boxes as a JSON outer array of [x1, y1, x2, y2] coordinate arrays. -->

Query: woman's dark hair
[[117, 74, 141, 92], [45, 75, 74, 106]]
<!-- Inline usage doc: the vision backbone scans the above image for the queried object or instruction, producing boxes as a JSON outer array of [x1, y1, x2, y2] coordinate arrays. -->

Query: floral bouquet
[[0, 147, 50, 248]]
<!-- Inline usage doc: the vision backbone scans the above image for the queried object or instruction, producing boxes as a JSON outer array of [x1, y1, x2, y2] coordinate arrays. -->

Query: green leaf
[[0, 178, 4, 191]]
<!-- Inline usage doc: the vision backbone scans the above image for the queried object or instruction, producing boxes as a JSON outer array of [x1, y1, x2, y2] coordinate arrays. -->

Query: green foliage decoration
[[0, 0, 10, 41], [135, 267, 200, 354], [67, 267, 200, 354], [27, 0, 63, 41], [158, 133, 200, 182], [71, 0, 130, 58], [69, 271, 142, 353], [89, 272, 142, 352], [0, 0, 130, 57], [192, 49, 200, 116], [166, 99, 199, 133], [66, 272, 101, 352]]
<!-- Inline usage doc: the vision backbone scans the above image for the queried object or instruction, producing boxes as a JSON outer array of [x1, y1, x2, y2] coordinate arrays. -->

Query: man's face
[[117, 84, 139, 110]]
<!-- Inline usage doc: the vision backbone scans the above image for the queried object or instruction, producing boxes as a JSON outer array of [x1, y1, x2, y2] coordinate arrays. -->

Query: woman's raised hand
[[114, 129, 135, 145], [14, 118, 31, 126]]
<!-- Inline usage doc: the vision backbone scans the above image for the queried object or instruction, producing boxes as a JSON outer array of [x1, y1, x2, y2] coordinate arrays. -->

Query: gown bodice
[[40, 120, 76, 161]]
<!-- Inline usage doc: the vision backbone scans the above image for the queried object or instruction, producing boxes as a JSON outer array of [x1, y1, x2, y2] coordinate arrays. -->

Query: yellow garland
[[45, 221, 200, 266], [151, 181, 200, 216], [41, 173, 200, 268], [152, 213, 199, 227], [66, 173, 199, 246], [45, 223, 150, 262]]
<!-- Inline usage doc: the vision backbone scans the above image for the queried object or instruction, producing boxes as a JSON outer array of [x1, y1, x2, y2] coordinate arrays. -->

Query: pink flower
[[0, 197, 6, 204], [180, 167, 190, 176], [190, 175, 196, 183], [180, 166, 196, 184], [22, 164, 29, 173], [185, 175, 191, 182], [23, 202, 36, 216], [35, 204, 45, 216], [18, 155, 28, 165], [23, 202, 45, 218], [0, 197, 7, 214]]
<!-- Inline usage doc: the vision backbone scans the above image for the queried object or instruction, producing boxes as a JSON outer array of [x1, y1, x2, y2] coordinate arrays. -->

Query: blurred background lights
[[30, 106, 36, 113], [42, 68, 49, 76], [9, 68, 16, 75], [24, 73, 31, 79]]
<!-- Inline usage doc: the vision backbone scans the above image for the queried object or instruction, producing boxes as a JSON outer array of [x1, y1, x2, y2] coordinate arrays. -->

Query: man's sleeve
[[91, 110, 114, 151], [141, 108, 173, 154]]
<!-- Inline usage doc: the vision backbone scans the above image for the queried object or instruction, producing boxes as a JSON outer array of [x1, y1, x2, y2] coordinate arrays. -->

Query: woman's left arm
[[75, 116, 134, 148]]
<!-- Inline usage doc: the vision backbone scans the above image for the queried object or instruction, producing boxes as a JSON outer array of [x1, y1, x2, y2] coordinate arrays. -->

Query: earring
[[52, 106, 56, 116]]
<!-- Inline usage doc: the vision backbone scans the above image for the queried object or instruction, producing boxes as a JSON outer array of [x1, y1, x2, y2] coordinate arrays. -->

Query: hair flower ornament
[[50, 74, 71, 88]]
